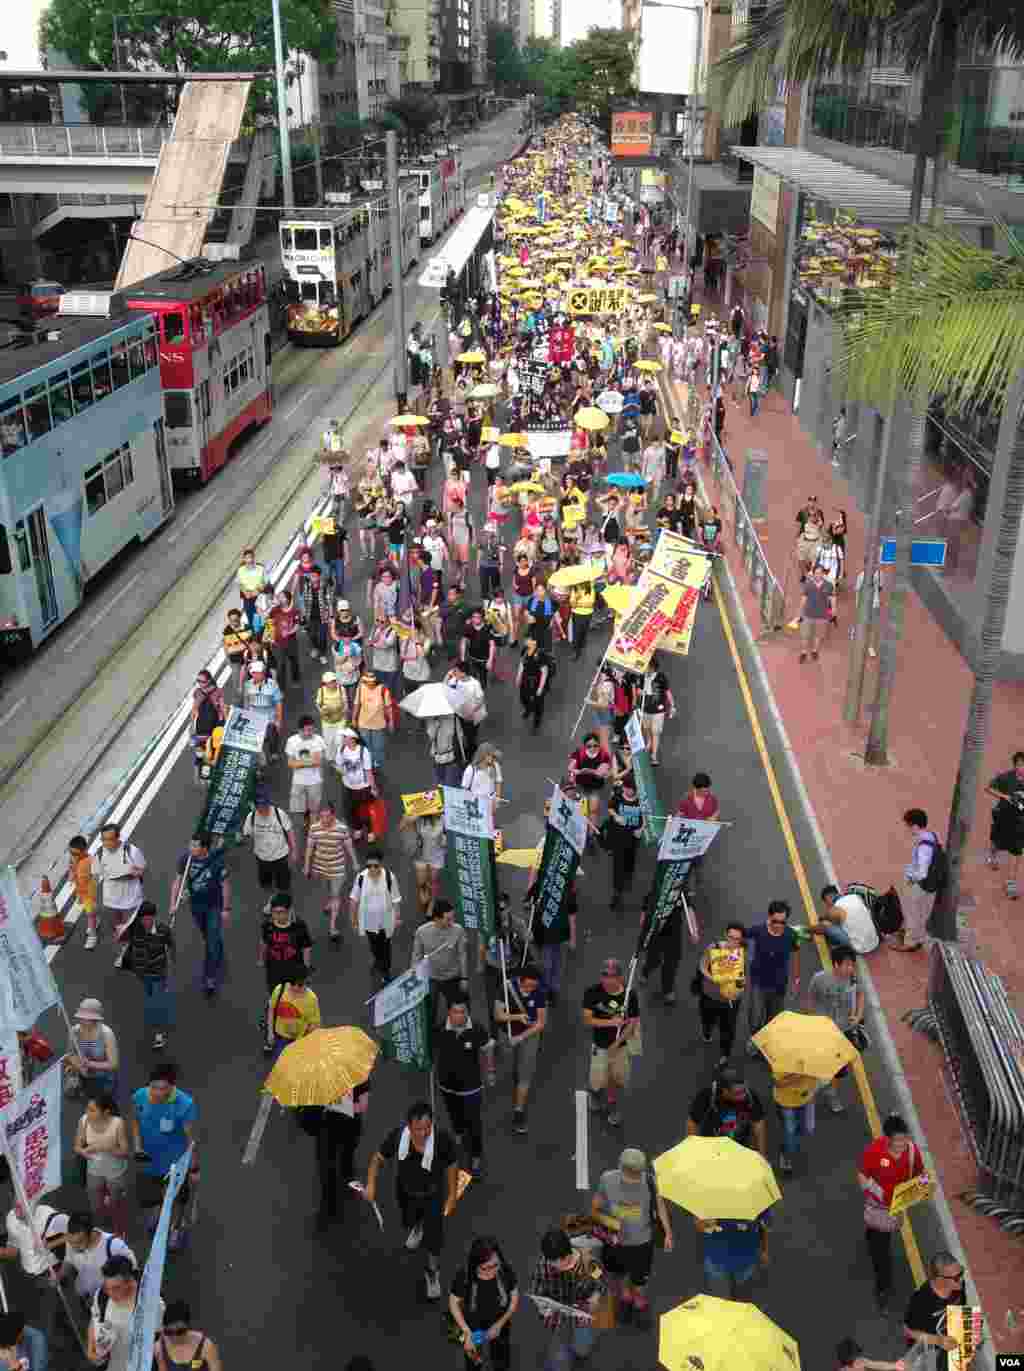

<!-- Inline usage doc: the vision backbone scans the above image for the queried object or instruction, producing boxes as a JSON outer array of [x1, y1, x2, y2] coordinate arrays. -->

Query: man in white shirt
[[241, 789, 296, 906], [819, 884, 879, 955], [285, 715, 326, 836], [350, 849, 402, 980], [0, 1203, 67, 1279], [58, 1213, 135, 1310], [390, 460, 418, 511], [443, 664, 486, 756], [421, 522, 448, 573], [90, 823, 146, 951]]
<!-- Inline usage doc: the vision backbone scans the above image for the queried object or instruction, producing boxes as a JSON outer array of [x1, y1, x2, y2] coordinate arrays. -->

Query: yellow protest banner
[[646, 530, 711, 657], [889, 1173, 934, 1217], [707, 943, 745, 996], [401, 789, 444, 819], [309, 514, 336, 539], [605, 570, 685, 673]]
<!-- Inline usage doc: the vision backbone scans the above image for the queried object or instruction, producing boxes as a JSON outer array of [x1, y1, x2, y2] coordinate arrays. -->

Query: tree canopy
[[39, 0, 336, 117], [520, 27, 636, 125], [384, 91, 442, 153], [487, 21, 526, 93]]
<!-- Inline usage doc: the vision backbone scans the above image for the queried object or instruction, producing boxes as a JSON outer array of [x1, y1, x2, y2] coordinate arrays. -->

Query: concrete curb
[[655, 368, 993, 1369]]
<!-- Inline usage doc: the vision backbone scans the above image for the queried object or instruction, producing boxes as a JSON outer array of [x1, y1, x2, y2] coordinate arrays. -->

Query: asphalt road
[[39, 435, 949, 1370], [0, 105, 528, 866]]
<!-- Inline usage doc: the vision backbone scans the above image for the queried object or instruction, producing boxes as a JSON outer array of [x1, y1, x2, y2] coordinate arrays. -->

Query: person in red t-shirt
[[271, 590, 302, 686], [676, 772, 721, 821], [568, 735, 612, 829], [857, 1113, 925, 1310]]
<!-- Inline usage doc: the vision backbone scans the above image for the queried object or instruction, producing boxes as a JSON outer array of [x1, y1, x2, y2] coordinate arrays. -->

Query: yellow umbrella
[[653, 322, 672, 332], [264, 1026, 379, 1108], [601, 584, 637, 615], [481, 425, 501, 442], [637, 291, 659, 303], [751, 1011, 859, 1079], [506, 266, 526, 276], [659, 1298, 799, 1371], [456, 350, 487, 364], [390, 413, 430, 426], [634, 359, 663, 373], [507, 479, 546, 494], [499, 432, 530, 449], [468, 382, 500, 399], [653, 1137, 781, 1221], [575, 406, 610, 432], [518, 277, 543, 288], [548, 564, 601, 589]]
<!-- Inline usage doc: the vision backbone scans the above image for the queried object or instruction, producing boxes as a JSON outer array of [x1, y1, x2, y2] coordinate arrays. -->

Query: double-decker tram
[[0, 310, 174, 660], [123, 259, 273, 487]]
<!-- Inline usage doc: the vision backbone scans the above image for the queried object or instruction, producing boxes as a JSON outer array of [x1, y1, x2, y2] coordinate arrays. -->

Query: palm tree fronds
[[837, 225, 1024, 417]]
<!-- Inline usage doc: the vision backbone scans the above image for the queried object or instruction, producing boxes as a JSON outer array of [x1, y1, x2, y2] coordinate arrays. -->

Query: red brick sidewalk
[[661, 349, 1024, 1342]]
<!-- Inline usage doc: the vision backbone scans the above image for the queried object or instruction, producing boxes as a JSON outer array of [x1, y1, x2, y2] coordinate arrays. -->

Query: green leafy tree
[[564, 26, 637, 128], [39, 0, 336, 116], [385, 91, 441, 153], [487, 21, 526, 93]]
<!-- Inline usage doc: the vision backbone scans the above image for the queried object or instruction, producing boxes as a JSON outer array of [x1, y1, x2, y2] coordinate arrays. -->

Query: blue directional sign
[[879, 538, 947, 568]]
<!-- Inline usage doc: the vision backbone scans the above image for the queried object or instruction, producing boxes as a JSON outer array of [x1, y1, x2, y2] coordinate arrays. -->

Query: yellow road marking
[[711, 574, 926, 1286]]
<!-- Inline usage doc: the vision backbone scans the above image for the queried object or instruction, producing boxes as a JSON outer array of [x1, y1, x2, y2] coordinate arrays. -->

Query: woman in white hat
[[70, 999, 120, 1100]]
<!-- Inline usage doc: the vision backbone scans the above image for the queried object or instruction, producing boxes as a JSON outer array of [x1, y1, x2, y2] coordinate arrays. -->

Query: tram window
[[84, 463, 106, 516], [129, 341, 146, 381], [163, 311, 185, 344], [121, 442, 134, 486], [92, 351, 112, 401], [48, 371, 74, 427], [237, 351, 248, 385], [105, 452, 124, 499], [14, 520, 30, 571], [0, 397, 27, 456], [280, 227, 293, 251], [321, 283, 337, 306], [320, 229, 332, 249], [70, 362, 94, 412], [23, 384, 51, 441], [164, 392, 192, 429], [420, 206, 430, 221], [283, 280, 299, 304], [110, 344, 130, 391], [190, 304, 203, 340], [143, 335, 158, 370], [295, 229, 318, 251], [0, 524, 10, 575], [300, 282, 318, 304]]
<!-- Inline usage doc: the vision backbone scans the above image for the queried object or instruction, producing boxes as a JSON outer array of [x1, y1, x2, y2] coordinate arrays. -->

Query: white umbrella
[[399, 682, 455, 719], [597, 389, 624, 414]]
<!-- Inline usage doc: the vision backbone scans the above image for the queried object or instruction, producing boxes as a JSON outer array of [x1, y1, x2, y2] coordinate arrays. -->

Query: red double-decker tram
[[124, 259, 273, 488]]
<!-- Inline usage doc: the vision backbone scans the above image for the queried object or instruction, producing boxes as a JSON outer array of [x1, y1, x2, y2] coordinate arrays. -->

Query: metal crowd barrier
[[706, 431, 787, 635], [927, 942, 1024, 1216]]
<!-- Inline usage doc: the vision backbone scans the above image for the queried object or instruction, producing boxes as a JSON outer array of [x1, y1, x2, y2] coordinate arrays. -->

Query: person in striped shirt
[[304, 801, 357, 940]]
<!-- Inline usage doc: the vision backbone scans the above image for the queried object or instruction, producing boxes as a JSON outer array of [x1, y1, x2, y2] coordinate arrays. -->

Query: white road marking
[[168, 493, 215, 544], [575, 1089, 589, 1190], [0, 698, 26, 729], [62, 573, 142, 654], [242, 1093, 275, 1165], [282, 389, 311, 424]]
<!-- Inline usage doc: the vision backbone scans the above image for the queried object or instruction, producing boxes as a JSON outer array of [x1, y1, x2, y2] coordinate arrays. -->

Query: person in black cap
[[687, 1064, 768, 1157]]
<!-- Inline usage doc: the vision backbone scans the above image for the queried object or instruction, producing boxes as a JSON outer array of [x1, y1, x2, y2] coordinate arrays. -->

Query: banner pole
[[614, 955, 638, 1048], [497, 938, 513, 1043], [169, 854, 191, 931]]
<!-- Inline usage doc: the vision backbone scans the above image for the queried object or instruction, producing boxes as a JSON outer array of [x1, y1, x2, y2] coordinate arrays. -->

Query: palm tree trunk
[[863, 402, 926, 765], [932, 369, 1024, 940]]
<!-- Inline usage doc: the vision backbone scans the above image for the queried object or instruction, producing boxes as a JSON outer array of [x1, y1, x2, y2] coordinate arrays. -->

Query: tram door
[[26, 508, 58, 627]]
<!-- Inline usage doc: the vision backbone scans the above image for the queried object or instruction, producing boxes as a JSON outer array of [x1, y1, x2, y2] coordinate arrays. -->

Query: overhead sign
[[880, 538, 947, 568], [611, 111, 654, 158]]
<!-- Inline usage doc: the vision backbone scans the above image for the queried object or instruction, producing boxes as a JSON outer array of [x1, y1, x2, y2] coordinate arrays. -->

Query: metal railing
[[706, 429, 788, 634], [0, 124, 172, 160], [927, 941, 1024, 1209]]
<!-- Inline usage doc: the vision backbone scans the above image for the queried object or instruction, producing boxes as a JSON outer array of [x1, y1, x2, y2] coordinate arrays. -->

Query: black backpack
[[195, 695, 219, 738], [918, 836, 949, 894]]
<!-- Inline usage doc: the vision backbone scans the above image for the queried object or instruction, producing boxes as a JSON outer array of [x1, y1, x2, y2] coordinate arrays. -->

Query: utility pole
[[386, 130, 408, 410], [271, 0, 295, 211]]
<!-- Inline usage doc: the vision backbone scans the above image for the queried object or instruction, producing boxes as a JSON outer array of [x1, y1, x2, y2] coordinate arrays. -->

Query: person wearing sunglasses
[[745, 900, 801, 1053], [904, 1254, 968, 1371], [156, 1301, 222, 1371]]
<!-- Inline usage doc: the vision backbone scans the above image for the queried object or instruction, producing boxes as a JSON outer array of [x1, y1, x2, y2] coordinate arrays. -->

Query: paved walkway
[[661, 302, 1024, 1341]]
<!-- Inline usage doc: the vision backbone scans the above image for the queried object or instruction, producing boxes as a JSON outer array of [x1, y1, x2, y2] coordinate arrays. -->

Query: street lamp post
[[271, 0, 295, 210]]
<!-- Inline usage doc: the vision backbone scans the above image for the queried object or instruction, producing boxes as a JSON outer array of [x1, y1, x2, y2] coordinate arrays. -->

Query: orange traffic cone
[[36, 876, 64, 943]]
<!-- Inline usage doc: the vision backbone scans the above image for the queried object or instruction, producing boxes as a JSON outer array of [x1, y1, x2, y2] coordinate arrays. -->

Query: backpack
[[919, 836, 949, 894], [869, 885, 904, 937], [194, 694, 219, 738]]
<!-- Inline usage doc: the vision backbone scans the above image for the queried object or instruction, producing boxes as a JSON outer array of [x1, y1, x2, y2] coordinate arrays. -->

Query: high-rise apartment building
[[393, 0, 442, 89]]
